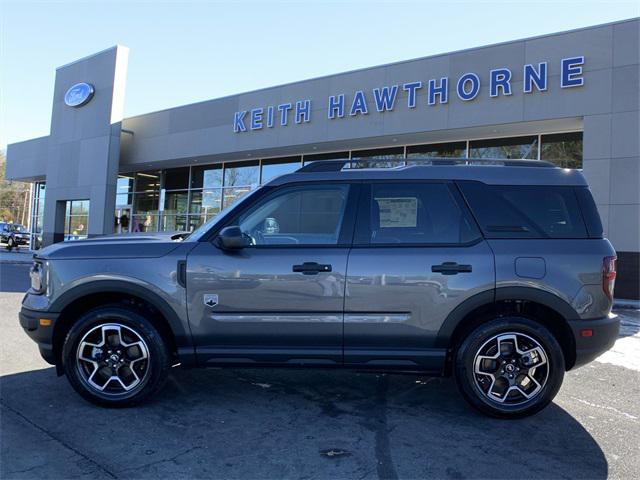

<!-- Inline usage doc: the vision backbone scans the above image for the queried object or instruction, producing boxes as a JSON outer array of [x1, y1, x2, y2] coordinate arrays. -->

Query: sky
[[1, 0, 638, 149]]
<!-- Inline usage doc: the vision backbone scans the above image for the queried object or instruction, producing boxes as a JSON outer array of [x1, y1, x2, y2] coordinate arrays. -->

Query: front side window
[[236, 185, 349, 246], [359, 183, 480, 245]]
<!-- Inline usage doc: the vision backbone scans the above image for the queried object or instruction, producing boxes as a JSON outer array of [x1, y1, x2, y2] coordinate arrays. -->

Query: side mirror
[[215, 226, 249, 250]]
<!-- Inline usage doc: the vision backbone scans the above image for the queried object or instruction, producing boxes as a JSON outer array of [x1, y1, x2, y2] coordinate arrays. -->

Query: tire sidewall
[[62, 305, 170, 407], [455, 316, 565, 419]]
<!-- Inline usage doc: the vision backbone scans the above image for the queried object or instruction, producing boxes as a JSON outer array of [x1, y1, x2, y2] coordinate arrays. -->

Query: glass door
[[114, 206, 132, 234]]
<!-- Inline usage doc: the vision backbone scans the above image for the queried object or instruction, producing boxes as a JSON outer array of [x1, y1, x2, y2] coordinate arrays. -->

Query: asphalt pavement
[[0, 263, 31, 293], [1, 264, 639, 479]]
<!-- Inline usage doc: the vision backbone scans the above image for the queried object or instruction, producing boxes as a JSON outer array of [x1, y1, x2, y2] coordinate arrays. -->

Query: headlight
[[30, 260, 47, 294]]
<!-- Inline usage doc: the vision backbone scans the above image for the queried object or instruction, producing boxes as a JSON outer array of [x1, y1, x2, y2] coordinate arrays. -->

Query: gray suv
[[20, 159, 619, 418]]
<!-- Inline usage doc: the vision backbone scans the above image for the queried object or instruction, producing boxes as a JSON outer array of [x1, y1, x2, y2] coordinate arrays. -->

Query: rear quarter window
[[458, 182, 589, 239], [574, 187, 604, 238]]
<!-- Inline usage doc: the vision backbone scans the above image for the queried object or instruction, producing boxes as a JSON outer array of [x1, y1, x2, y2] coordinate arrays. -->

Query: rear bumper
[[19, 306, 59, 365], [568, 314, 620, 369]]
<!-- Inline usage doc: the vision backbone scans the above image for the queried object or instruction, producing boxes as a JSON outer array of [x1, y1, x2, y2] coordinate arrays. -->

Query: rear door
[[344, 181, 495, 371]]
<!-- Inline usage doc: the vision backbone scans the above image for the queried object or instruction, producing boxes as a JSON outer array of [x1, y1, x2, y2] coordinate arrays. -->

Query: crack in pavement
[[5, 463, 46, 475], [372, 375, 398, 480], [0, 400, 118, 479]]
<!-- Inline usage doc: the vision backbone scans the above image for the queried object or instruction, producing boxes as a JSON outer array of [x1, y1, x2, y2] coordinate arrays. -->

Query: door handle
[[431, 262, 472, 275], [292, 262, 332, 275]]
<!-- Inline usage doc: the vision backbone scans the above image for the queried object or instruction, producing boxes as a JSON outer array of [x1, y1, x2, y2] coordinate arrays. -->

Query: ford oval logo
[[64, 82, 95, 107]]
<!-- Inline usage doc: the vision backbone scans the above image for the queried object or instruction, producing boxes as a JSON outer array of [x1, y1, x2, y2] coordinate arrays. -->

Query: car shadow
[[1, 367, 608, 479]]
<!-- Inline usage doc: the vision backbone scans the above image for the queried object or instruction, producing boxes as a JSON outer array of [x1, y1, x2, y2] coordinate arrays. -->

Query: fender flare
[[50, 280, 193, 351], [435, 286, 580, 348]]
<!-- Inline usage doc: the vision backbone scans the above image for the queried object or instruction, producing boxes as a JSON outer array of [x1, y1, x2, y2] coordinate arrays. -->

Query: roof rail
[[297, 157, 557, 173]]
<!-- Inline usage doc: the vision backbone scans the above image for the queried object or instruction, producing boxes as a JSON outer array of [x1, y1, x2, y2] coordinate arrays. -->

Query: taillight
[[602, 256, 617, 301]]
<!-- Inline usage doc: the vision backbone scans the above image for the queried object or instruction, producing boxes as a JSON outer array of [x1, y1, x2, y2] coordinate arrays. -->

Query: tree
[[0, 149, 31, 226]]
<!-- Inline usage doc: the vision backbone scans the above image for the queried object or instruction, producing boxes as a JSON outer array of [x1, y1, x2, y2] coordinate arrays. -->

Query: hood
[[36, 232, 189, 260]]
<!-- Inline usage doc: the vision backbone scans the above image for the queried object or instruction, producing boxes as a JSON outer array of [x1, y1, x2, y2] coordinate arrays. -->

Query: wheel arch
[[50, 281, 194, 373], [437, 287, 579, 371]]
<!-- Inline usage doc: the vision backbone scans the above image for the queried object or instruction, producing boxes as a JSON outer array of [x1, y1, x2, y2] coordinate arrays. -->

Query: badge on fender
[[203, 294, 218, 307]]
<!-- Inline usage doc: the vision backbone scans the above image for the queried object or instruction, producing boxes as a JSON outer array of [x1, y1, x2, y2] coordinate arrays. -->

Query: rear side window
[[356, 183, 481, 245], [458, 182, 588, 239]]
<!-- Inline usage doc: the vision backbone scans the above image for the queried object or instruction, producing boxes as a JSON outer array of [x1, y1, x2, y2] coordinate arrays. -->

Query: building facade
[[6, 19, 639, 298]]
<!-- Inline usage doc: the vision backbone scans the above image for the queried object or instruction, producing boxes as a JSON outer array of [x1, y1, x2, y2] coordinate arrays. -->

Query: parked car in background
[[0, 223, 30, 250], [19, 158, 619, 418]]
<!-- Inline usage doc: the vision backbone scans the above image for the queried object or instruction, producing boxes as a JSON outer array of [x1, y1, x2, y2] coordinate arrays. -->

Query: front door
[[186, 183, 358, 366], [344, 181, 495, 371]]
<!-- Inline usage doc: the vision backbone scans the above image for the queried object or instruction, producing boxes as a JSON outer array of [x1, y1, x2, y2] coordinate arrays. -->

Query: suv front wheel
[[62, 305, 171, 407], [455, 317, 565, 418]]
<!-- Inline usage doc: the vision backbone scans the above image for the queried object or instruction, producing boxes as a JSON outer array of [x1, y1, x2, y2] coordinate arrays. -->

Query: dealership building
[[5, 18, 639, 298]]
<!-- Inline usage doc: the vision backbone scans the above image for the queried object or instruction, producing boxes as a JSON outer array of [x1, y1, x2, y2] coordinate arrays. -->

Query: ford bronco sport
[[20, 159, 619, 418]]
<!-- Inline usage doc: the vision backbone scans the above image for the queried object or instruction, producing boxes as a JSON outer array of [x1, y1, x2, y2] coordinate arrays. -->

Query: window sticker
[[375, 197, 418, 228]]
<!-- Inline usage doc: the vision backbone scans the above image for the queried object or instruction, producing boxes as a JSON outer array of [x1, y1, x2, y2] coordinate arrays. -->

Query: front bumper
[[19, 306, 59, 365], [568, 314, 620, 369]]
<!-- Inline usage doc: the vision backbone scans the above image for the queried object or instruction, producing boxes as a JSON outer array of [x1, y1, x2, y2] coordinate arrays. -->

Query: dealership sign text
[[233, 56, 585, 133]]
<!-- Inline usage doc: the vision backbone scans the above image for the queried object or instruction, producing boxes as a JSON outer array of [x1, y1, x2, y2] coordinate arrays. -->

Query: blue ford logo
[[64, 82, 95, 107]]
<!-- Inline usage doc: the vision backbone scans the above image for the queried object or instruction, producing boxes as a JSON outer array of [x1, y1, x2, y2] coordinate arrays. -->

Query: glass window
[[261, 157, 301, 183], [162, 214, 191, 232], [190, 189, 222, 217], [237, 185, 349, 246], [574, 187, 603, 238], [132, 214, 158, 233], [134, 191, 160, 214], [116, 175, 133, 206], [350, 147, 404, 168], [303, 151, 350, 165], [135, 171, 161, 191], [541, 132, 582, 169], [469, 136, 538, 160], [359, 183, 480, 245], [163, 167, 190, 190], [64, 200, 90, 241], [191, 164, 223, 189], [164, 190, 189, 215], [70, 199, 90, 215], [406, 141, 467, 159], [224, 161, 259, 187], [31, 182, 45, 250], [223, 186, 252, 209], [458, 182, 588, 239]]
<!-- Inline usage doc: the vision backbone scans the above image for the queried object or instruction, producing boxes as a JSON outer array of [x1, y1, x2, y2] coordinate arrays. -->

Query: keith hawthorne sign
[[233, 56, 585, 133]]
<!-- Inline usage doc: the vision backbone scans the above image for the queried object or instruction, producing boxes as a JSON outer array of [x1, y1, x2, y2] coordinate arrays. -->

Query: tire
[[62, 305, 171, 407], [6, 238, 14, 251], [454, 316, 564, 419]]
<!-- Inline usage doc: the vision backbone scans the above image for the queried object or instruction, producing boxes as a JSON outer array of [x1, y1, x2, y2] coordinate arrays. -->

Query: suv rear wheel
[[62, 305, 171, 407], [455, 317, 564, 418]]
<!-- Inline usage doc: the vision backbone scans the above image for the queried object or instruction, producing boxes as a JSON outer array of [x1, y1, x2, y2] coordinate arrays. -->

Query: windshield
[[9, 224, 26, 232]]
